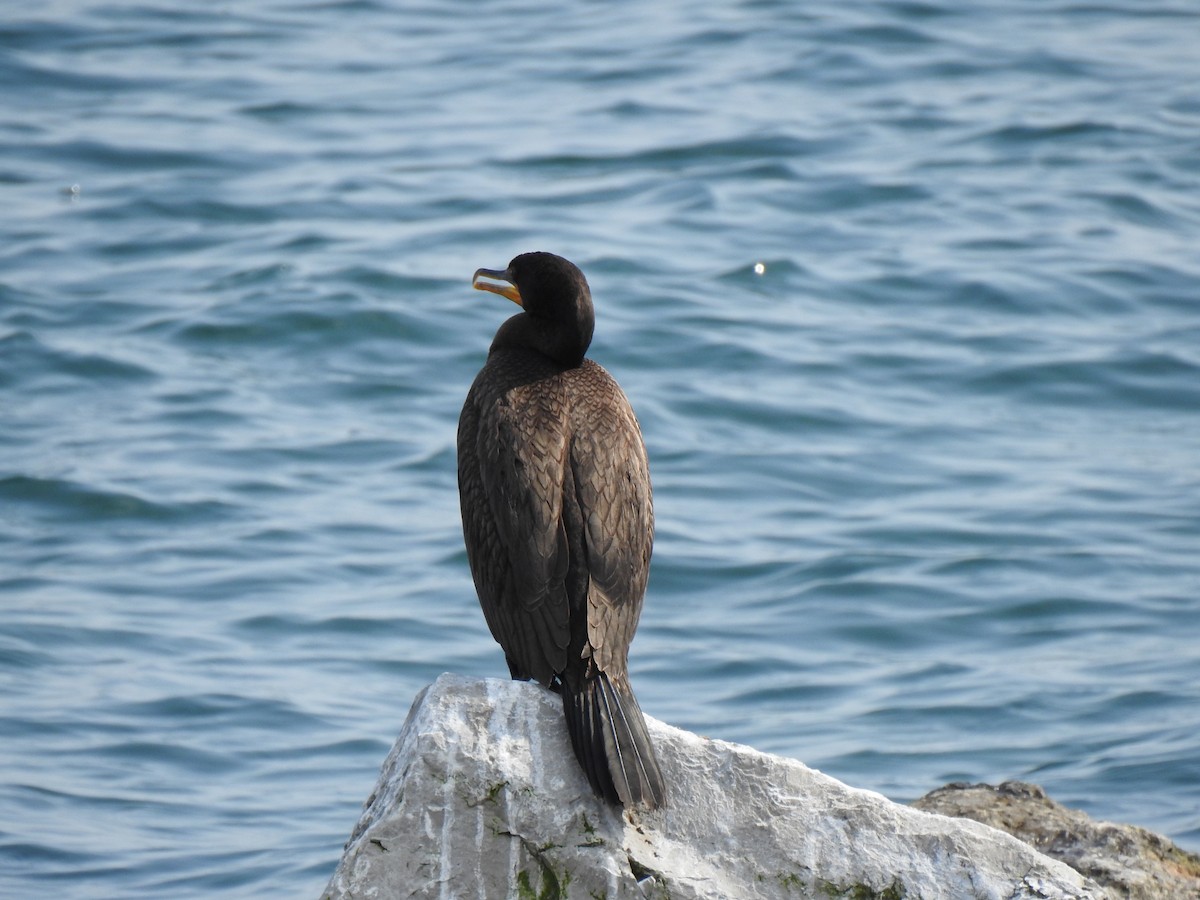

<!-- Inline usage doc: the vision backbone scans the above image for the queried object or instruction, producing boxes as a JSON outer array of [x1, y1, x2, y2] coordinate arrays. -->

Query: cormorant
[[457, 251, 665, 809]]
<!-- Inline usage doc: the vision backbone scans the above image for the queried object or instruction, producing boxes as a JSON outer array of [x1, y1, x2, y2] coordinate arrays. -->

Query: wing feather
[[567, 362, 653, 678], [458, 359, 572, 684]]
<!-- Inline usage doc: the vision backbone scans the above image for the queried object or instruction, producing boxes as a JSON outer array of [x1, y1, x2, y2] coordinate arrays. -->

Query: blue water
[[3, 1, 1200, 896]]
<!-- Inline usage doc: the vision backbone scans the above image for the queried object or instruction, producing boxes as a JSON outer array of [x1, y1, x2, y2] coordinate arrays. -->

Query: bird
[[457, 251, 665, 809]]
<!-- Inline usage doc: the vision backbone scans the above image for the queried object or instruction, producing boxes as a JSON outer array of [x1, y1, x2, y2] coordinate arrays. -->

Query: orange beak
[[472, 268, 523, 307]]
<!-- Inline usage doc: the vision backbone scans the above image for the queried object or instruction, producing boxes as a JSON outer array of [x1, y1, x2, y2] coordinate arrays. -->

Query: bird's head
[[472, 251, 595, 367]]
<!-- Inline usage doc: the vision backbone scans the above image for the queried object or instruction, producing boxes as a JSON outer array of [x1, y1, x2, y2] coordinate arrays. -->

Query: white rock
[[322, 674, 1105, 899]]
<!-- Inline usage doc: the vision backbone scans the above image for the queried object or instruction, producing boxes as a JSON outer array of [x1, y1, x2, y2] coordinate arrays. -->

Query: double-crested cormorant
[[457, 251, 665, 809]]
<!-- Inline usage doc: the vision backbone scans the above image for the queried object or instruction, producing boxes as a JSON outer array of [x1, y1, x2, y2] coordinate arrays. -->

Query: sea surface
[[3, 1, 1199, 896]]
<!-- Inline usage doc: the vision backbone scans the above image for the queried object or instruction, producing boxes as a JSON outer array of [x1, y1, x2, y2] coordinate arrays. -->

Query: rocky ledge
[[914, 781, 1200, 900], [322, 675, 1190, 899]]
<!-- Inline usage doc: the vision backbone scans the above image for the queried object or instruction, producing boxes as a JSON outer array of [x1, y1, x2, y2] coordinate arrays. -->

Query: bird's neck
[[491, 312, 592, 369]]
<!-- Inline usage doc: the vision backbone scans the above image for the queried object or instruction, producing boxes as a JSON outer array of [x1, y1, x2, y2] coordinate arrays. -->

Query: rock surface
[[323, 674, 1103, 899], [914, 781, 1200, 900]]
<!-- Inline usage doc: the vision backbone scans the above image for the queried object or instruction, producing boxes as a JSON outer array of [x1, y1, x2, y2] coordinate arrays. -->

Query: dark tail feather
[[563, 672, 666, 809]]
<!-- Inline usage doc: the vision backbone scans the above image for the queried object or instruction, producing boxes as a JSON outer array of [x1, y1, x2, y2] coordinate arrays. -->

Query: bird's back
[[457, 351, 652, 687]]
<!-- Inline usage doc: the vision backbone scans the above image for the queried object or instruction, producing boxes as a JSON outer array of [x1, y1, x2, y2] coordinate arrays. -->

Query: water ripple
[[2, 1, 1200, 897]]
